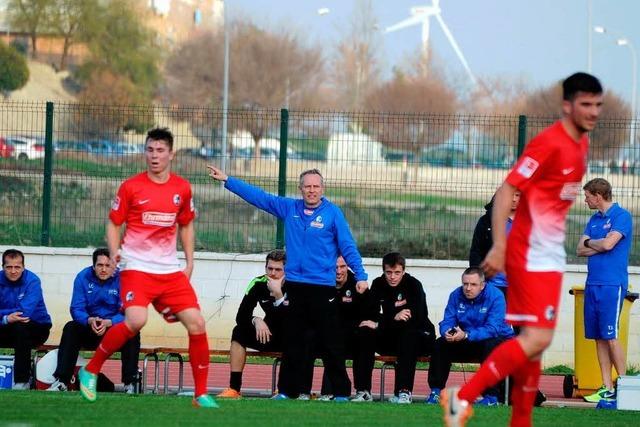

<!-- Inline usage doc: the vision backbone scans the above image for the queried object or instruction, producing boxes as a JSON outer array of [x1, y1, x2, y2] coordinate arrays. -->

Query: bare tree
[[366, 60, 458, 181], [330, 0, 381, 112], [49, 0, 97, 70], [471, 77, 632, 163], [165, 21, 324, 168], [7, 0, 53, 57]]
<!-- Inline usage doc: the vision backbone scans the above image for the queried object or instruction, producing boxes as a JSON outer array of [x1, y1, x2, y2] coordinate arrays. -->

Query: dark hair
[[462, 266, 485, 283], [266, 249, 286, 266], [563, 72, 603, 101], [583, 177, 612, 201], [92, 248, 111, 266], [2, 249, 24, 266], [146, 127, 174, 151], [382, 252, 405, 270]]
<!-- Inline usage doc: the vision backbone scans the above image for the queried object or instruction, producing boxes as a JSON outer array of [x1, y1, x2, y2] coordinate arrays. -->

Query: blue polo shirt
[[584, 203, 632, 286]]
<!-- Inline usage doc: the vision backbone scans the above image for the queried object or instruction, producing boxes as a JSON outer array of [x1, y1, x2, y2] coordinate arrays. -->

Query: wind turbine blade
[[434, 13, 477, 85], [385, 15, 426, 33]]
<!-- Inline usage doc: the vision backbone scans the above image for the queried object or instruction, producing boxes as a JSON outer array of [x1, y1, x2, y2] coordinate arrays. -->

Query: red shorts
[[120, 270, 200, 319], [505, 267, 563, 328]]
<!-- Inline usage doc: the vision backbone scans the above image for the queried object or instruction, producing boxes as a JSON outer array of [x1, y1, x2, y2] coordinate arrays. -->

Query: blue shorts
[[584, 284, 627, 340]]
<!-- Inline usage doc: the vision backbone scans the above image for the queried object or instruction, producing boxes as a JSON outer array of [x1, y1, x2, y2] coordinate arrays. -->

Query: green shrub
[[0, 39, 29, 94]]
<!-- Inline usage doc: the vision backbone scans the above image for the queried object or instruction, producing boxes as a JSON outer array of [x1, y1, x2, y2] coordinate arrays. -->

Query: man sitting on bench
[[425, 266, 513, 406], [47, 248, 141, 393], [217, 250, 288, 398]]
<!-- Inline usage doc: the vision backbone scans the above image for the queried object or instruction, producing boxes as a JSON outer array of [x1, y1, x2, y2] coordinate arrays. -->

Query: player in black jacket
[[365, 252, 435, 404], [318, 256, 378, 401], [218, 250, 288, 398]]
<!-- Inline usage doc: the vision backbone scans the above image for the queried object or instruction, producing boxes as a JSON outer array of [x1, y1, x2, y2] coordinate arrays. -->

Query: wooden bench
[[156, 348, 429, 400], [155, 347, 283, 395], [32, 344, 161, 394]]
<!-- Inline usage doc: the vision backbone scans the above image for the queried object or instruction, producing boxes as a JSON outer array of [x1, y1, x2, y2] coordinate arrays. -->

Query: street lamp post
[[594, 26, 637, 147], [221, 1, 230, 171], [617, 38, 637, 147]]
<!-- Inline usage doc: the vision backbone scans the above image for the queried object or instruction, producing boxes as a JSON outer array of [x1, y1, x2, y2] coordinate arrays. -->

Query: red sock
[[85, 323, 136, 374], [510, 359, 541, 427], [189, 333, 210, 397], [458, 338, 528, 403]]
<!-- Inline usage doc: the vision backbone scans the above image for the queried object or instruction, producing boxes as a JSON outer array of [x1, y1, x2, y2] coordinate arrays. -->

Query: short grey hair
[[298, 169, 324, 188]]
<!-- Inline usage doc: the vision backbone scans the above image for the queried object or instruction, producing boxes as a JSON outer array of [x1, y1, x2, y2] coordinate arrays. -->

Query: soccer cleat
[[123, 383, 136, 395], [583, 385, 616, 403], [12, 382, 30, 390], [475, 395, 499, 406], [441, 387, 473, 427], [425, 389, 441, 404], [318, 394, 334, 401], [297, 393, 311, 401], [351, 390, 372, 402], [46, 379, 68, 392], [79, 367, 98, 402], [271, 393, 289, 400], [333, 396, 350, 402], [217, 388, 242, 399], [192, 394, 220, 408]]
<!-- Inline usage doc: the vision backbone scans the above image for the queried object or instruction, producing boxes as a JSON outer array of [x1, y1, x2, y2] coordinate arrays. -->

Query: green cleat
[[583, 385, 616, 403], [79, 366, 98, 402], [193, 394, 219, 408]]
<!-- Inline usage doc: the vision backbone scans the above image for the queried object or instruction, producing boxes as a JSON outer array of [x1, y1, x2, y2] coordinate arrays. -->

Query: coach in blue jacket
[[425, 266, 514, 406], [207, 165, 368, 399], [0, 249, 52, 389], [47, 248, 140, 392]]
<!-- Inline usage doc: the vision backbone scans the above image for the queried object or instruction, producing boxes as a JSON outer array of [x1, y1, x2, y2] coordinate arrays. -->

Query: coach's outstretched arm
[[207, 165, 228, 182]]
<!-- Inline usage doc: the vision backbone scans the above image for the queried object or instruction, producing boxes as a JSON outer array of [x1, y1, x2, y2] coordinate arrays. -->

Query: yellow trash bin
[[564, 285, 638, 398]]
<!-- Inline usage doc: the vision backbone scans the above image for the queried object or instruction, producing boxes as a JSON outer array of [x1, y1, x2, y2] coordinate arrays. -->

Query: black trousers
[[0, 322, 51, 383], [53, 321, 141, 384], [278, 283, 351, 397], [376, 326, 434, 394], [427, 336, 504, 397], [320, 326, 377, 394]]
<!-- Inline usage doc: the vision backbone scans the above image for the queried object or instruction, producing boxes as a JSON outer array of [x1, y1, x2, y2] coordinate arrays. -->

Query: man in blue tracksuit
[[47, 248, 141, 392], [425, 266, 514, 406], [0, 249, 52, 389], [207, 165, 368, 400], [577, 178, 632, 403]]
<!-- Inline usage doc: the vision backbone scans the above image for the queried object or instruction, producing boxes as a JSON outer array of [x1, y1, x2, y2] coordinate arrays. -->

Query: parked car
[[55, 140, 91, 153], [6, 136, 45, 160], [0, 137, 15, 158]]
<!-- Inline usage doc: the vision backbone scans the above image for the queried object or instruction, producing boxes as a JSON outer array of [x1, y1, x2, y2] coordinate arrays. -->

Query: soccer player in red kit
[[79, 128, 218, 408], [442, 73, 603, 426]]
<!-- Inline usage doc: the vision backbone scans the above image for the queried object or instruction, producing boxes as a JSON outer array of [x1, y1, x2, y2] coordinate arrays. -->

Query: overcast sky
[[228, 0, 640, 108]]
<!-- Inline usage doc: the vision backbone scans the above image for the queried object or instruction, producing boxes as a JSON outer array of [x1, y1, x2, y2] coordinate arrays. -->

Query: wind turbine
[[385, 0, 477, 85]]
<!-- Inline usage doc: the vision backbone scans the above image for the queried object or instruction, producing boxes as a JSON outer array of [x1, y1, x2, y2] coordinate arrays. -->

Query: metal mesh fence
[[1, 101, 639, 265]]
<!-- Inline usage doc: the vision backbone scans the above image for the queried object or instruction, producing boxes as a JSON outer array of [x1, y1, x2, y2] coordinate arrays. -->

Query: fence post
[[517, 115, 527, 157], [41, 101, 54, 246], [276, 108, 289, 249]]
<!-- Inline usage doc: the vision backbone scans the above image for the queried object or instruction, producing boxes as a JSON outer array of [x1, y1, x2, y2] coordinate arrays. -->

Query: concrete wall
[[2, 246, 639, 369]]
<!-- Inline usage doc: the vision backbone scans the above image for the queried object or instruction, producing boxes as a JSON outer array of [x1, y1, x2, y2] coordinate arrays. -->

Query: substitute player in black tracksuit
[[363, 252, 435, 404], [318, 256, 379, 401], [218, 250, 288, 398]]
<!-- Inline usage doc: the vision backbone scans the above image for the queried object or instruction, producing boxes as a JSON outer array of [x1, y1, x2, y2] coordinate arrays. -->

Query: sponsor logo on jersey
[[544, 305, 556, 321], [142, 211, 177, 227], [111, 196, 121, 211], [108, 289, 118, 296], [517, 156, 539, 179], [310, 221, 324, 228], [559, 182, 582, 201], [173, 194, 181, 206], [303, 209, 314, 216], [395, 299, 407, 307]]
